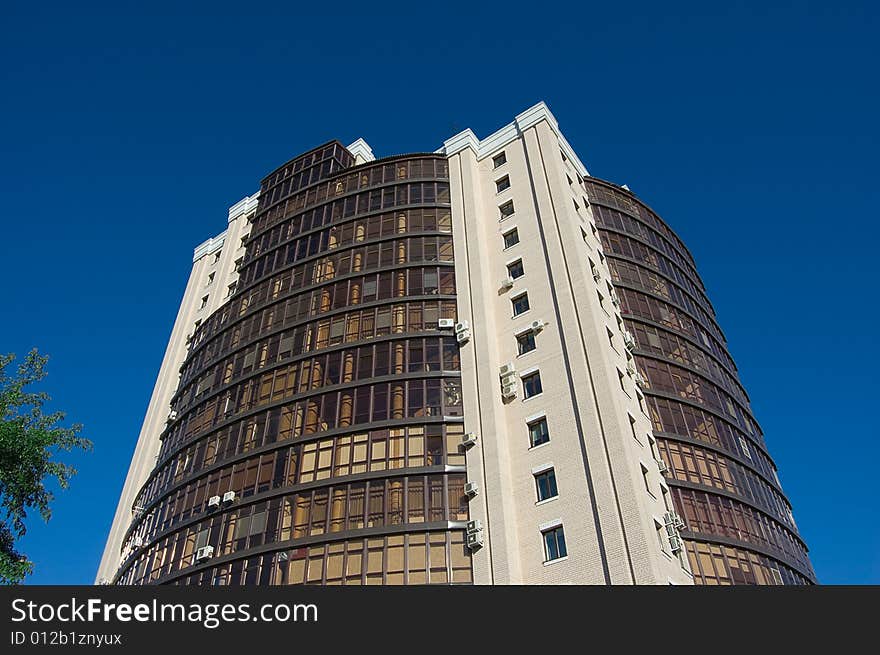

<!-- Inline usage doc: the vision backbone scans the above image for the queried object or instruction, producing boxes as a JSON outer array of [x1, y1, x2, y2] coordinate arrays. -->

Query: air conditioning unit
[[131, 536, 144, 550], [167, 410, 178, 423], [454, 320, 470, 333], [501, 383, 518, 401], [195, 546, 215, 562], [592, 270, 602, 282], [438, 318, 455, 329], [466, 530, 484, 550], [610, 290, 620, 307], [462, 432, 478, 448], [673, 514, 686, 531], [207, 495, 221, 510], [668, 535, 683, 553], [656, 458, 668, 474], [626, 361, 637, 377], [464, 482, 479, 497], [623, 330, 636, 351], [500, 277, 514, 291], [634, 372, 647, 389], [455, 321, 471, 344], [529, 320, 545, 333], [222, 491, 236, 504], [466, 519, 482, 534], [499, 361, 516, 377]]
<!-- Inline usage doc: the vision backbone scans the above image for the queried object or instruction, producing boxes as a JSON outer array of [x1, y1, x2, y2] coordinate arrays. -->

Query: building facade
[[98, 103, 815, 585]]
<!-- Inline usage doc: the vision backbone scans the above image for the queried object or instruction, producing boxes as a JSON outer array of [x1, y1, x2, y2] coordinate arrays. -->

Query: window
[[200, 295, 209, 309], [517, 331, 536, 355], [495, 176, 510, 193], [542, 525, 567, 561], [213, 251, 222, 263], [227, 283, 236, 297], [492, 152, 507, 169], [522, 371, 542, 398], [499, 200, 515, 219], [512, 293, 530, 316], [618, 369, 626, 392], [528, 418, 550, 447], [235, 257, 243, 271], [503, 228, 519, 249], [507, 259, 524, 280], [535, 469, 558, 501], [240, 235, 249, 247], [641, 464, 653, 496]]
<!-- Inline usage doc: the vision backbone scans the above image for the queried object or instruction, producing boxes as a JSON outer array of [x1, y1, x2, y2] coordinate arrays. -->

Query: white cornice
[[347, 138, 375, 163], [228, 193, 260, 224], [193, 231, 227, 262], [440, 101, 589, 177]]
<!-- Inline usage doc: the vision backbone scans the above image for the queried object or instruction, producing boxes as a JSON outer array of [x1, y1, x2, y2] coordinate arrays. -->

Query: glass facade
[[586, 178, 816, 585], [115, 143, 472, 585]]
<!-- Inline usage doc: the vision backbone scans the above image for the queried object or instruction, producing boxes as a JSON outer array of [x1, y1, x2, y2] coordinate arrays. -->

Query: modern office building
[[97, 103, 815, 586]]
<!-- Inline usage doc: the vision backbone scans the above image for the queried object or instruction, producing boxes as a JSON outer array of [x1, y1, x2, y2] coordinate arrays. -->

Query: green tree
[[0, 350, 91, 584]]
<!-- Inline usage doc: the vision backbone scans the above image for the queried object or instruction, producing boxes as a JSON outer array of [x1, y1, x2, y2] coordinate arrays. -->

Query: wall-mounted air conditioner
[[529, 320, 546, 333], [466, 530, 484, 550], [438, 318, 455, 329], [462, 433, 477, 448], [222, 491, 236, 504], [464, 482, 479, 497], [195, 546, 215, 562], [500, 278, 514, 291], [207, 495, 221, 510]]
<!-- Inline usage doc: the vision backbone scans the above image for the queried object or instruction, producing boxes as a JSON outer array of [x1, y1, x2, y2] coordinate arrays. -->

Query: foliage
[[0, 350, 91, 584]]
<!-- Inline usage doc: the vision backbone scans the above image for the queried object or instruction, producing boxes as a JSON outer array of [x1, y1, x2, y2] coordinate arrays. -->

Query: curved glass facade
[[115, 143, 473, 585], [586, 178, 816, 585]]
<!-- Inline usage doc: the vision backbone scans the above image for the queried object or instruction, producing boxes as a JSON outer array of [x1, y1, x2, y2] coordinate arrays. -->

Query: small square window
[[528, 418, 550, 447], [499, 200, 515, 219], [200, 295, 209, 309], [507, 259, 524, 280], [522, 371, 542, 398], [535, 469, 558, 501], [542, 525, 567, 561], [512, 293, 530, 316], [496, 176, 511, 193], [503, 229, 519, 249], [517, 331, 536, 355], [492, 152, 507, 169]]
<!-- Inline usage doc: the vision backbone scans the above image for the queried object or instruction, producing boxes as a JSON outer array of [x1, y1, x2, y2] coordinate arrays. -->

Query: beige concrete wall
[[445, 104, 693, 585], [95, 195, 257, 583]]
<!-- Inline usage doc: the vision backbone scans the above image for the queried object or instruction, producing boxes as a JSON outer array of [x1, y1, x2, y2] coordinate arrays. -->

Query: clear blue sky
[[1, 1, 877, 585]]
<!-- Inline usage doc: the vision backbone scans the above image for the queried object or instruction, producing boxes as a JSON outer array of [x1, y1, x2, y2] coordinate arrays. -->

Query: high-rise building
[[97, 103, 814, 586]]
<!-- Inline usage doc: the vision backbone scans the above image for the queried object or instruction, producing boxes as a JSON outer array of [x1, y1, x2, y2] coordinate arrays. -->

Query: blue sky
[[1, 1, 877, 585]]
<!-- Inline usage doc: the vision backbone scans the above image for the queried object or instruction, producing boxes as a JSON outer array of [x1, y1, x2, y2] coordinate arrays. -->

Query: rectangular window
[[535, 469, 558, 501], [542, 525, 567, 561], [512, 293, 530, 316], [207, 272, 215, 286], [503, 228, 519, 249], [495, 176, 511, 193], [492, 152, 507, 169], [522, 371, 542, 399], [507, 259, 524, 280], [528, 418, 550, 448], [499, 200, 515, 219], [517, 331, 536, 355], [200, 295, 209, 309]]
